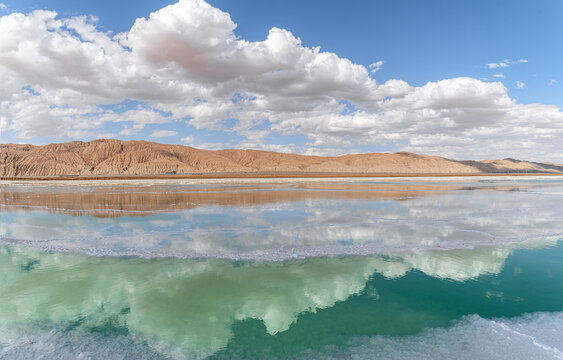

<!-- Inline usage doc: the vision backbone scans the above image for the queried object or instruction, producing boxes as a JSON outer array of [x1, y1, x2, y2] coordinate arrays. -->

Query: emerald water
[[1, 177, 562, 359]]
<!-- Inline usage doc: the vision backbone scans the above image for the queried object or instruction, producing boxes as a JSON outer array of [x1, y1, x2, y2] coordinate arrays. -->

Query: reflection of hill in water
[[1, 181, 561, 260], [0, 182, 527, 218], [1, 240, 561, 359], [0, 183, 451, 217]]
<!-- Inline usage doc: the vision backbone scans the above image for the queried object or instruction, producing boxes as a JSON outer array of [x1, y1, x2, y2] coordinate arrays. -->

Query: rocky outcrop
[[1, 139, 561, 177]]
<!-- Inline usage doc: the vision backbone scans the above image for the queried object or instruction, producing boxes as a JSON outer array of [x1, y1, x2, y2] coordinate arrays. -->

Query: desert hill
[[1, 139, 562, 177]]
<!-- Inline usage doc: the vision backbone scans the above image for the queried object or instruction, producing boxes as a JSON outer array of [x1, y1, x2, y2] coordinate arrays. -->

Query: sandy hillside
[[1, 139, 562, 177]]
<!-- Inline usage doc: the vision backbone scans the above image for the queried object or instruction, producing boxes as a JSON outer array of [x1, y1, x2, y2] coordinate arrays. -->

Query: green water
[[1, 240, 562, 359]]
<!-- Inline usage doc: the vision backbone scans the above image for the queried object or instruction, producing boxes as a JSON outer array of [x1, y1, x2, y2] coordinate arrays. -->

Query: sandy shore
[[3, 171, 563, 181]]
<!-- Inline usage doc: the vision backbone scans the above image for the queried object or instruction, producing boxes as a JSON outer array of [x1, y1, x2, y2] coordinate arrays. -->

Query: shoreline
[[2, 171, 563, 181]]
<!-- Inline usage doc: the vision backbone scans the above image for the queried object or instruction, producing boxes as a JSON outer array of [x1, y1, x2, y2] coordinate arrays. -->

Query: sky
[[0, 0, 562, 161]]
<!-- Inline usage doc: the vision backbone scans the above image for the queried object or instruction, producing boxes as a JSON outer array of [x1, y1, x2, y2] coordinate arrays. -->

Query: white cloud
[[150, 129, 178, 138], [0, 3, 6, 11], [119, 127, 138, 136], [95, 133, 117, 139], [516, 81, 525, 89], [548, 79, 558, 86], [368, 60, 384, 74], [492, 74, 504, 78], [486, 62, 508, 69], [179, 135, 230, 150], [181, 135, 195, 144], [486, 59, 528, 69], [0, 2, 562, 161]]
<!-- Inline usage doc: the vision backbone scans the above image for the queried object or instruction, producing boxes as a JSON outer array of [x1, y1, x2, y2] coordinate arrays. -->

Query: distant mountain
[[1, 139, 562, 177]]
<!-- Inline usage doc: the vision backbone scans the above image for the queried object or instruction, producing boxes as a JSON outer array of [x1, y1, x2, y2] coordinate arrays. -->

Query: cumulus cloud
[[516, 81, 525, 89], [0, 3, 6, 11], [548, 79, 558, 86], [0, 1, 562, 161]]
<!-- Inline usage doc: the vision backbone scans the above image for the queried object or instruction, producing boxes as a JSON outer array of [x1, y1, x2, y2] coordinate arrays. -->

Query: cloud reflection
[[0, 238, 560, 358], [1, 180, 562, 259], [0, 239, 556, 359]]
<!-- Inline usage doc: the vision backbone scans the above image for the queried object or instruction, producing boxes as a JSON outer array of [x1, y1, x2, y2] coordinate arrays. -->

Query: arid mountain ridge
[[1, 139, 562, 177]]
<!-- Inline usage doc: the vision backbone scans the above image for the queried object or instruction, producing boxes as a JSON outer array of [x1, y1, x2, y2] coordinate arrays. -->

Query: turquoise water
[[1, 177, 563, 359]]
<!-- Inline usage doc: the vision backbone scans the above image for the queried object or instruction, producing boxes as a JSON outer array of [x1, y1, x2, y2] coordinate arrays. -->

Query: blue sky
[[1, 0, 562, 160]]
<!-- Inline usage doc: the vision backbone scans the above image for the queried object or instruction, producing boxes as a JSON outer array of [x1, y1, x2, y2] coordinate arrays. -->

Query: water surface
[[1, 177, 562, 359]]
